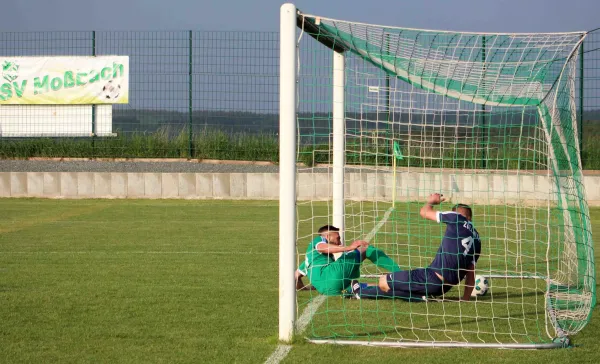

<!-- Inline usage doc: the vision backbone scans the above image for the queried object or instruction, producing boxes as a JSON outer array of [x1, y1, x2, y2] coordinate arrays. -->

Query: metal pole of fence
[[481, 35, 487, 169], [188, 30, 194, 158], [92, 31, 97, 151], [579, 38, 584, 165]]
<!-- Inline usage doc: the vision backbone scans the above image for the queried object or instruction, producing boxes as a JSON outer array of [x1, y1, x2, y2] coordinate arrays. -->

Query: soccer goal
[[278, 3, 595, 348]]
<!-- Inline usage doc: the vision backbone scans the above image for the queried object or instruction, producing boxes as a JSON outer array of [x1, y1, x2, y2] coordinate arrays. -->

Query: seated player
[[295, 225, 402, 296], [352, 193, 481, 301]]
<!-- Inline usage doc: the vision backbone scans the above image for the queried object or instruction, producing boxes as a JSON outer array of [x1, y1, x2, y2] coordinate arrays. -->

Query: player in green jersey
[[295, 225, 401, 296]]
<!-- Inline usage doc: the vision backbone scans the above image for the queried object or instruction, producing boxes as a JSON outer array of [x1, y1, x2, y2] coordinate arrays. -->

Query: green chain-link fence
[[0, 29, 599, 168], [0, 31, 280, 161], [581, 29, 600, 170]]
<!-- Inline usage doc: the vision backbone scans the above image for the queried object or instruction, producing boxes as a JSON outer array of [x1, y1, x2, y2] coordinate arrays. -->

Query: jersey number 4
[[461, 236, 474, 256]]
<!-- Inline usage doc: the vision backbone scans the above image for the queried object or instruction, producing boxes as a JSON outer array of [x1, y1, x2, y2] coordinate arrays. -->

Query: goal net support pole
[[333, 50, 346, 242], [278, 2, 298, 343]]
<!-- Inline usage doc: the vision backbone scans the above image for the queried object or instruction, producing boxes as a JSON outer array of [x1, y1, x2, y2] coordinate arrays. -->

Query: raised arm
[[420, 193, 445, 222], [461, 263, 476, 301]]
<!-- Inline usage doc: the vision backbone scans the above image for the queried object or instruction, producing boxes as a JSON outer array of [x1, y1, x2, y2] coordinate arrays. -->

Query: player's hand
[[427, 193, 445, 205], [349, 240, 369, 250]]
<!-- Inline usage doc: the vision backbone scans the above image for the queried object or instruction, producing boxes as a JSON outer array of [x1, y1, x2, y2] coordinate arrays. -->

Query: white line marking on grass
[[296, 295, 327, 333], [264, 207, 394, 364], [264, 345, 292, 364], [365, 207, 394, 242], [265, 295, 326, 364]]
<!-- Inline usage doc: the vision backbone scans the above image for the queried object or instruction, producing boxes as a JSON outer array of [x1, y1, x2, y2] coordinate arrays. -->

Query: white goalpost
[[279, 3, 595, 348], [278, 3, 297, 342]]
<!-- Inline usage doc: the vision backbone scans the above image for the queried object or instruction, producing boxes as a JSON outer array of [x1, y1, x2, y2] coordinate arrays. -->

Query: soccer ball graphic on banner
[[1, 60, 19, 82], [101, 79, 121, 100], [471, 275, 490, 297]]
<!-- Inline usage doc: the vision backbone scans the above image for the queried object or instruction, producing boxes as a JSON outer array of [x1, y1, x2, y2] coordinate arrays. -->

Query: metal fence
[[0, 31, 280, 161], [0, 29, 599, 168], [580, 29, 600, 170]]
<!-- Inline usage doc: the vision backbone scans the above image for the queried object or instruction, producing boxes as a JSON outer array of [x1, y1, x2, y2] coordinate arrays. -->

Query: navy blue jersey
[[427, 211, 481, 285]]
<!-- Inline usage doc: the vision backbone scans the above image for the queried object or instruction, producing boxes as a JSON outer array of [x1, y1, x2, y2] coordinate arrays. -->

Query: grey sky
[[0, 0, 598, 33]]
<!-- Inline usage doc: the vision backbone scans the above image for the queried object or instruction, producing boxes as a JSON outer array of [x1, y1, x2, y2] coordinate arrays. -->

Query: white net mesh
[[293, 12, 594, 347]]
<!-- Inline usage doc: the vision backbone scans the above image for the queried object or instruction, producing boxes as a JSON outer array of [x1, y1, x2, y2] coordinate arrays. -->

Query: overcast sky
[[0, 0, 598, 33]]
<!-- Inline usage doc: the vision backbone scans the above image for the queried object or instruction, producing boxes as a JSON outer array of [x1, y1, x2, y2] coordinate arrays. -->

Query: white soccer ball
[[471, 275, 490, 297], [101, 80, 121, 100]]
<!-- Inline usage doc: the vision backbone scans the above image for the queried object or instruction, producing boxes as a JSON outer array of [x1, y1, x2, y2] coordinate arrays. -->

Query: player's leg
[[386, 269, 432, 301], [424, 269, 451, 298], [315, 249, 363, 295], [364, 245, 402, 272], [354, 269, 434, 301], [334, 248, 363, 280], [350, 280, 396, 299], [352, 270, 412, 299], [396, 268, 446, 299]]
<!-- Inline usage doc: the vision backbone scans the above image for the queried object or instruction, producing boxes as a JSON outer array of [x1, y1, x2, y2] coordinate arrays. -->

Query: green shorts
[[309, 250, 362, 295]]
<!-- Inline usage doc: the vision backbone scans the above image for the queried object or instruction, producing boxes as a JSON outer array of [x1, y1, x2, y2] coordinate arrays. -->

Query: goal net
[[279, 4, 595, 348]]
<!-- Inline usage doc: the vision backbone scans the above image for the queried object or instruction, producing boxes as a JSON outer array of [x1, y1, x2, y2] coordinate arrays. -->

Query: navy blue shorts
[[384, 268, 450, 300]]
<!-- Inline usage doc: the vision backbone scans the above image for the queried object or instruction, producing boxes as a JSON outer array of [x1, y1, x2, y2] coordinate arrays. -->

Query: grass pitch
[[0, 199, 599, 363]]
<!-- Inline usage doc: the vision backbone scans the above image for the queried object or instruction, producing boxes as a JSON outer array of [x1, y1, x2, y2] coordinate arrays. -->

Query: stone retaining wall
[[1, 171, 598, 206]]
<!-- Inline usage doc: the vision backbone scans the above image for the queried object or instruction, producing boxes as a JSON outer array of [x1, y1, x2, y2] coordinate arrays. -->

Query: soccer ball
[[471, 275, 489, 297], [101, 80, 121, 100]]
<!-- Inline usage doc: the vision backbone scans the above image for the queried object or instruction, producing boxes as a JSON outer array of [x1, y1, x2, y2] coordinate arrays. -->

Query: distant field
[[0, 199, 598, 363], [1, 121, 599, 170]]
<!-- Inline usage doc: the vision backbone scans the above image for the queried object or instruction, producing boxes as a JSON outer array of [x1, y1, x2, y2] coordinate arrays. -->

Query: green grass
[[0, 200, 278, 363], [0, 127, 280, 162], [0, 200, 599, 363]]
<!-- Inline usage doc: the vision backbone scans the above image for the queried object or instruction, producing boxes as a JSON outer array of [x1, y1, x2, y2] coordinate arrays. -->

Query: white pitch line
[[264, 207, 395, 364], [296, 295, 327, 333], [365, 207, 394, 242], [264, 295, 326, 364], [264, 345, 292, 364]]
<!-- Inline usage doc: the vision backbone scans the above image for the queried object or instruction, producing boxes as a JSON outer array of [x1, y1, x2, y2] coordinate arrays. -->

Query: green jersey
[[304, 236, 335, 272], [297, 236, 401, 296], [298, 236, 361, 295]]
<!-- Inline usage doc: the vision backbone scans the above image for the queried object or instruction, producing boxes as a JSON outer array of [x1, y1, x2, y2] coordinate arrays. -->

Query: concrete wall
[[1, 171, 599, 206]]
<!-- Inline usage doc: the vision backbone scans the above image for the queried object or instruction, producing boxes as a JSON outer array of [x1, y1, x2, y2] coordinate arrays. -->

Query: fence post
[[481, 35, 487, 169], [579, 39, 584, 165], [188, 30, 194, 158], [92, 31, 97, 151]]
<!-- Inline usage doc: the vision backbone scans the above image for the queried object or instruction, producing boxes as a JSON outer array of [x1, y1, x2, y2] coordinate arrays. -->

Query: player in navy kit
[[352, 193, 481, 301]]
